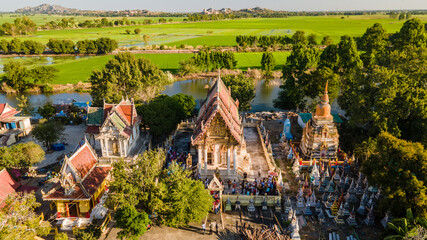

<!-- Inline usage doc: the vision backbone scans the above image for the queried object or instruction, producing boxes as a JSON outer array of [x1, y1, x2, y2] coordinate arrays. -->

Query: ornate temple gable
[[201, 114, 238, 145], [192, 76, 242, 146]]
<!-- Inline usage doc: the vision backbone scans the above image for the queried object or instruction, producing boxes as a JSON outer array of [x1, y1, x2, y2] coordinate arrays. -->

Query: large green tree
[[171, 93, 196, 118], [138, 95, 186, 136], [108, 150, 212, 228], [0, 142, 45, 169], [359, 23, 389, 54], [2, 60, 30, 92], [392, 18, 427, 49], [222, 73, 256, 111], [32, 121, 65, 150], [90, 52, 170, 106], [358, 132, 427, 219], [115, 205, 151, 240], [160, 162, 212, 227], [274, 43, 319, 111], [0, 192, 51, 240]]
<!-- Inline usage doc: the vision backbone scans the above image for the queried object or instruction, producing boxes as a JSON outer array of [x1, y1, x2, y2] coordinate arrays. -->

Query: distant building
[[300, 83, 340, 162], [191, 76, 246, 178], [0, 103, 32, 145], [42, 140, 111, 219], [85, 98, 141, 158]]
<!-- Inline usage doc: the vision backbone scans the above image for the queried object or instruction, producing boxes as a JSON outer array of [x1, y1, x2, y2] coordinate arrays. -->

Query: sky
[[2, 0, 427, 12]]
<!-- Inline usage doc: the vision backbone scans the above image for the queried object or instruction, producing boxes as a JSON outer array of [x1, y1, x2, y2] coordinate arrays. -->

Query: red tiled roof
[[192, 78, 242, 145], [103, 104, 113, 121], [85, 126, 100, 134], [0, 169, 21, 206], [44, 166, 110, 200], [0, 103, 6, 115], [70, 144, 97, 179], [43, 182, 86, 200], [82, 167, 111, 196]]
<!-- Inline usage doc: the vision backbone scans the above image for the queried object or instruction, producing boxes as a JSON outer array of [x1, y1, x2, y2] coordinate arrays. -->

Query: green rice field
[[0, 52, 290, 84], [1, 15, 425, 47]]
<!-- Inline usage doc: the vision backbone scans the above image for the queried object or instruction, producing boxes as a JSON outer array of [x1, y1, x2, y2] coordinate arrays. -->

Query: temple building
[[300, 83, 339, 163], [85, 98, 141, 158], [191, 77, 247, 179], [43, 140, 111, 219]]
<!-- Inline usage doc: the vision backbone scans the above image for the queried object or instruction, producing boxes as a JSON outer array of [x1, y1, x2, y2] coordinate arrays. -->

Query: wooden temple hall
[[191, 76, 251, 179]]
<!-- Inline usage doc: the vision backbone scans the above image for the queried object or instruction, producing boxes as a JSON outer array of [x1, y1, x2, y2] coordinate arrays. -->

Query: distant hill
[[15, 4, 79, 14]]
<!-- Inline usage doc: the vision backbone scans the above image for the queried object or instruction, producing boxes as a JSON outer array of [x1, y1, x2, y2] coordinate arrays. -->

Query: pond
[[0, 78, 282, 112], [0, 78, 344, 113]]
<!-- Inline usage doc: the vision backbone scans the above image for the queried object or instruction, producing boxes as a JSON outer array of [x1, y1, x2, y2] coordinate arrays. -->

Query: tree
[[74, 224, 101, 240], [89, 52, 169, 105], [134, 28, 141, 34], [337, 35, 362, 73], [338, 46, 426, 145], [392, 18, 427, 49], [0, 192, 51, 240], [307, 33, 317, 45], [321, 35, 333, 46], [125, 29, 131, 34], [292, 30, 307, 45], [54, 233, 69, 240], [8, 38, 21, 53], [160, 162, 212, 227], [108, 150, 212, 228], [274, 43, 319, 111], [0, 39, 8, 53], [399, 13, 405, 21], [109, 150, 166, 210], [385, 209, 427, 240], [261, 52, 276, 76], [358, 132, 427, 219], [29, 66, 58, 84], [37, 104, 55, 119], [0, 142, 45, 169], [222, 73, 256, 111], [138, 95, 185, 136], [16, 95, 33, 116], [32, 121, 65, 150], [359, 23, 389, 53], [115, 205, 151, 239], [2, 60, 30, 92], [171, 93, 196, 118], [47, 39, 75, 54]]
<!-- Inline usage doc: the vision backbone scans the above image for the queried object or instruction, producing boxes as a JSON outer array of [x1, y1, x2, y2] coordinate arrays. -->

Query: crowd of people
[[227, 176, 279, 196], [166, 147, 189, 168]]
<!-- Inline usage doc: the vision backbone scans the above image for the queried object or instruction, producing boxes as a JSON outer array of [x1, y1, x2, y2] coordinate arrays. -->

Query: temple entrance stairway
[[243, 127, 270, 181]]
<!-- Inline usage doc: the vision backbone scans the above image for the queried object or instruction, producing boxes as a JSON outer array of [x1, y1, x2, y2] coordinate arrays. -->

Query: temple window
[[207, 152, 213, 164]]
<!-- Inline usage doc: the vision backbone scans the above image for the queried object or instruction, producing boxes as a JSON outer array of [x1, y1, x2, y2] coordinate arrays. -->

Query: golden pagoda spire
[[315, 81, 332, 118]]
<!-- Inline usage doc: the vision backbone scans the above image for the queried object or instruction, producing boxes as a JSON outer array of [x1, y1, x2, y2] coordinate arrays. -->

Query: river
[[0, 79, 282, 112]]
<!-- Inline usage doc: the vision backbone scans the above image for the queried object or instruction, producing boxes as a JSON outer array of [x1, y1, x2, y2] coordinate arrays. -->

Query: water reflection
[[0, 78, 298, 112]]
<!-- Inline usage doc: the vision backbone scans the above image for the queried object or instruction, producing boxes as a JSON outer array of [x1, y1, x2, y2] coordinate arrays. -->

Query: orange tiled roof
[[70, 144, 97, 179]]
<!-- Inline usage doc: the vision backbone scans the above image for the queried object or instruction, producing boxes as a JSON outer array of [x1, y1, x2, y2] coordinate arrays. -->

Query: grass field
[[1, 15, 425, 47], [0, 52, 291, 84]]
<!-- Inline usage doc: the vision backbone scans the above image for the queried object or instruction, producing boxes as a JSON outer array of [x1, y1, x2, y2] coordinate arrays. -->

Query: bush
[[75, 224, 101, 240], [41, 84, 53, 93], [55, 232, 68, 240]]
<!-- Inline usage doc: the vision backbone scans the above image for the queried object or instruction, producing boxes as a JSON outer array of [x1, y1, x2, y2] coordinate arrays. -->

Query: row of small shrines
[[285, 164, 391, 239]]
